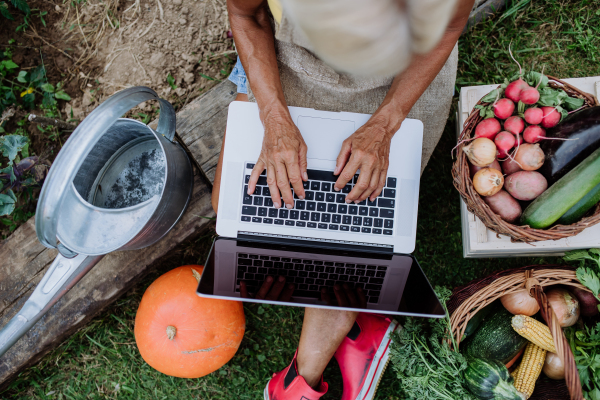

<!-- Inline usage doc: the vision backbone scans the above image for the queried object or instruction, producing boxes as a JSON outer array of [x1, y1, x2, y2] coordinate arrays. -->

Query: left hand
[[333, 118, 396, 203]]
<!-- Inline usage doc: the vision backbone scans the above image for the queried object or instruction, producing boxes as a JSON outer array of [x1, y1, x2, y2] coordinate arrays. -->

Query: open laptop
[[197, 102, 444, 317]]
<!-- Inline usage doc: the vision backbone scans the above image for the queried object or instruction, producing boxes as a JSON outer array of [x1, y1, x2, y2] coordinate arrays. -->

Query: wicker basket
[[452, 76, 600, 243], [447, 265, 592, 400]]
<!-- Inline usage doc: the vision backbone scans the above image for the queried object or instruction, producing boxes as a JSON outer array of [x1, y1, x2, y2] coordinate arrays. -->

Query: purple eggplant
[[538, 106, 600, 185]]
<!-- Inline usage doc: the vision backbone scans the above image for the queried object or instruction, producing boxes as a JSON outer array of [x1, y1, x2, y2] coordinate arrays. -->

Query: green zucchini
[[521, 146, 600, 228], [462, 301, 499, 341], [464, 358, 526, 400], [556, 182, 600, 225], [462, 308, 528, 363]]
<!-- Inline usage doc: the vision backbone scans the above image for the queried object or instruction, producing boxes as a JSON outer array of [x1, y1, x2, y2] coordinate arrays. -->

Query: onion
[[463, 138, 497, 167], [547, 288, 579, 327], [469, 159, 502, 178], [501, 289, 539, 316], [572, 287, 599, 317], [543, 352, 565, 380], [473, 168, 504, 197]]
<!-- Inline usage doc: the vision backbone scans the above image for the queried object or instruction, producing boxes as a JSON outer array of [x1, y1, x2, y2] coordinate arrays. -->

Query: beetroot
[[524, 107, 543, 125], [520, 87, 540, 105], [572, 287, 599, 317], [523, 125, 546, 144], [505, 79, 528, 103], [475, 118, 502, 139], [541, 106, 561, 128], [504, 116, 525, 135], [493, 98, 516, 120]]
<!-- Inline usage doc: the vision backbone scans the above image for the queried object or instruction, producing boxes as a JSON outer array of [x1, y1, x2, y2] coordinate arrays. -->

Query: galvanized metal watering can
[[0, 87, 193, 357]]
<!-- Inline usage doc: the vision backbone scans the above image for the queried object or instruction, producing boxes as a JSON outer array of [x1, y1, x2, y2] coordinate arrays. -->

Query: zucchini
[[556, 182, 600, 225], [462, 308, 528, 363], [521, 146, 600, 229], [539, 106, 600, 185], [464, 358, 526, 400], [462, 301, 499, 341]]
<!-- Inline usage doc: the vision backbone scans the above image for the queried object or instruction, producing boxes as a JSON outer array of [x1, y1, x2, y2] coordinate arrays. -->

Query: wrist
[[368, 108, 404, 140], [259, 99, 292, 126]]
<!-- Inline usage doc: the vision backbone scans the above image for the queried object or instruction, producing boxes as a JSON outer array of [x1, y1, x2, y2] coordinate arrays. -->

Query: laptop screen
[[197, 237, 445, 318]]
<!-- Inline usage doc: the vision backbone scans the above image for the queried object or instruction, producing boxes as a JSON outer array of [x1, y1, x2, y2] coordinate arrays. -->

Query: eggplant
[[539, 106, 600, 185]]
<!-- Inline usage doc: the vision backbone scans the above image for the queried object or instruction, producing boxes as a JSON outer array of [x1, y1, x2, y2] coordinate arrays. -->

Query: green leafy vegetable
[[389, 287, 476, 400], [0, 189, 16, 215], [563, 96, 585, 111], [166, 74, 177, 90], [524, 71, 549, 89], [564, 249, 600, 311], [565, 322, 600, 400]]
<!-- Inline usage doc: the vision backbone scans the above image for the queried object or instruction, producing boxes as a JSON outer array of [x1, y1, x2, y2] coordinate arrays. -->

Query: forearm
[[227, 0, 289, 123]]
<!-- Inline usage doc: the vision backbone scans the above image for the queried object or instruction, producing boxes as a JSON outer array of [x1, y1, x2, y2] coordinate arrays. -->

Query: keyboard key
[[362, 227, 371, 233], [340, 225, 349, 231], [336, 267, 345, 274], [300, 211, 310, 220], [373, 228, 382, 234], [307, 169, 337, 182], [351, 226, 360, 232], [308, 222, 317, 228], [243, 194, 252, 204], [384, 188, 396, 198], [252, 217, 262, 223], [378, 198, 395, 208], [307, 201, 316, 211], [349, 275, 358, 282], [369, 208, 378, 217], [342, 215, 352, 225], [238, 258, 252, 266], [336, 194, 346, 203], [367, 199, 377, 207], [269, 208, 278, 217], [359, 276, 369, 283], [296, 221, 306, 227], [317, 203, 327, 212], [242, 206, 257, 215], [319, 273, 328, 279], [311, 212, 320, 222], [383, 229, 393, 235], [245, 175, 250, 183], [290, 210, 299, 219], [263, 218, 273, 224], [310, 181, 320, 191], [305, 191, 314, 200], [365, 284, 383, 291], [353, 174, 359, 184], [332, 214, 341, 224], [327, 203, 337, 213], [384, 219, 394, 229], [263, 187, 271, 196], [249, 254, 259, 259], [303, 181, 310, 189], [325, 265, 334, 271], [353, 216, 362, 225], [339, 275, 348, 282], [342, 185, 352, 193], [241, 216, 251, 222], [285, 220, 294, 226], [258, 207, 267, 216], [279, 209, 289, 218], [357, 199, 367, 205], [338, 204, 347, 214], [254, 260, 263, 267], [253, 197, 263, 206], [316, 192, 325, 201], [257, 176, 268, 185], [296, 201, 306, 210], [321, 214, 331, 223], [329, 274, 339, 280], [322, 182, 332, 192], [363, 217, 373, 227], [326, 193, 335, 202], [376, 271, 386, 278], [380, 209, 394, 219], [254, 186, 262, 196], [318, 223, 327, 229], [367, 265, 377, 270], [329, 224, 339, 230], [349, 205, 358, 215], [246, 163, 255, 169], [359, 207, 368, 216], [374, 218, 383, 227], [264, 198, 274, 207], [387, 177, 397, 188]]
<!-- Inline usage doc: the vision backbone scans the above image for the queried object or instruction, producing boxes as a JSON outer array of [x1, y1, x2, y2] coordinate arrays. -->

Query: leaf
[[9, 0, 29, 14], [525, 71, 549, 89], [518, 100, 525, 114], [166, 74, 177, 90], [21, 92, 34, 109], [563, 96, 585, 111], [0, 134, 28, 163], [29, 65, 45, 84], [564, 249, 596, 262], [16, 70, 27, 82], [576, 267, 600, 297], [0, 192, 16, 216], [40, 83, 54, 93], [537, 87, 568, 107], [1, 59, 18, 70], [0, 2, 14, 20], [256, 354, 266, 362], [54, 90, 71, 101], [199, 73, 216, 81]]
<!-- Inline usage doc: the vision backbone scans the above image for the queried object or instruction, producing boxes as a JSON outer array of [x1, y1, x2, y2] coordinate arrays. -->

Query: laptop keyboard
[[235, 253, 387, 304], [240, 163, 397, 236]]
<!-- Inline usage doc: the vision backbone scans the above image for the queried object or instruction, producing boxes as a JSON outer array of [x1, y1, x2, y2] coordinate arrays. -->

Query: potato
[[501, 158, 522, 175], [505, 171, 548, 201], [483, 190, 522, 222]]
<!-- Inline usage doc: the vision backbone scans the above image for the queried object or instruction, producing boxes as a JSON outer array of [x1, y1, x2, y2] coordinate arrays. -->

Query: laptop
[[197, 102, 444, 317]]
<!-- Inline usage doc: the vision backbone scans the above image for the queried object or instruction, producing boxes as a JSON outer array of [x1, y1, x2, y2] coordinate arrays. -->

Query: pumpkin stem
[[191, 268, 202, 284], [166, 325, 176, 340]]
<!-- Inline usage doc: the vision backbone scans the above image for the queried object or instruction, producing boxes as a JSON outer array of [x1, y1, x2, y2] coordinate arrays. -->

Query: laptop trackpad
[[297, 116, 355, 161]]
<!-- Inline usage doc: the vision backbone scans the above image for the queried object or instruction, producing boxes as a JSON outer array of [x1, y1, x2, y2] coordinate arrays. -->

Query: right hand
[[240, 276, 295, 301], [321, 284, 367, 309], [247, 113, 308, 209]]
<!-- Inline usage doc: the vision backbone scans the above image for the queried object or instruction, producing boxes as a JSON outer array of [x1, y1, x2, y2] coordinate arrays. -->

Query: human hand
[[321, 283, 367, 309], [333, 119, 395, 203], [240, 275, 295, 301], [247, 112, 308, 209]]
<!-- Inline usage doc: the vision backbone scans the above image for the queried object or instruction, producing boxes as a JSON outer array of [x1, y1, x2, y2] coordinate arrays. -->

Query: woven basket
[[447, 265, 592, 400], [452, 76, 600, 243]]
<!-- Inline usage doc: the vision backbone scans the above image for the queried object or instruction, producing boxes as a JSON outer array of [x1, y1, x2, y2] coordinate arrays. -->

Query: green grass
[[3, 0, 600, 398]]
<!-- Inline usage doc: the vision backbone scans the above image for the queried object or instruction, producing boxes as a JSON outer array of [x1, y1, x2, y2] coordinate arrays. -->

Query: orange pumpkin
[[134, 265, 245, 378]]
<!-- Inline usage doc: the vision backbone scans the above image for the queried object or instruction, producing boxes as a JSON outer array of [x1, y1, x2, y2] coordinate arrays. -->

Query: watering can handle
[[35, 86, 176, 250]]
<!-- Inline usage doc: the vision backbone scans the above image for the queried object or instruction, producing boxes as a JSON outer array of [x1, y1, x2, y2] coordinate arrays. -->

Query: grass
[[2, 0, 600, 399]]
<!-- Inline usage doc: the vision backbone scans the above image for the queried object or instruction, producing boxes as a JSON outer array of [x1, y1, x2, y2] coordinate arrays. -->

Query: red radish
[[515, 133, 523, 146], [523, 125, 546, 143], [514, 143, 545, 171], [475, 118, 502, 139], [493, 98, 516, 120], [524, 107, 543, 125], [520, 87, 540, 105], [504, 116, 525, 135], [541, 106, 561, 128], [502, 158, 522, 175], [505, 79, 529, 103], [469, 159, 502, 178], [495, 131, 516, 152]]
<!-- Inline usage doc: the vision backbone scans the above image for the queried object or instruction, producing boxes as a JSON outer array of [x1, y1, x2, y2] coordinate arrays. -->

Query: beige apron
[[246, 12, 458, 174]]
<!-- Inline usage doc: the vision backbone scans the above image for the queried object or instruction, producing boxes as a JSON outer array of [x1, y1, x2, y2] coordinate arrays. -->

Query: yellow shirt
[[267, 0, 282, 23]]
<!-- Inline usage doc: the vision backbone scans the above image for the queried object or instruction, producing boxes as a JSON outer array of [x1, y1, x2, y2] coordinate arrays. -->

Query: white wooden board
[[457, 76, 600, 258]]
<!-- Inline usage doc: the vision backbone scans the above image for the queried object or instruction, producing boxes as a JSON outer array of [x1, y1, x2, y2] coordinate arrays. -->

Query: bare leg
[[296, 308, 358, 388], [212, 93, 249, 213]]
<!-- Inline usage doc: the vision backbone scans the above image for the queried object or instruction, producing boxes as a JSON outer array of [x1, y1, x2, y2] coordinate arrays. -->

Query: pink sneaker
[[334, 313, 399, 400], [264, 351, 328, 400]]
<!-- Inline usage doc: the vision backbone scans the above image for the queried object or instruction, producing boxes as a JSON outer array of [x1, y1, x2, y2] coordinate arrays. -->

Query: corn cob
[[510, 364, 520, 380], [514, 342, 546, 398], [511, 315, 557, 353]]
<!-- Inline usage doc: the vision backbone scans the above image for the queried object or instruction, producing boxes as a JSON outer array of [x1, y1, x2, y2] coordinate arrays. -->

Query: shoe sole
[[353, 319, 400, 400], [264, 384, 270, 400]]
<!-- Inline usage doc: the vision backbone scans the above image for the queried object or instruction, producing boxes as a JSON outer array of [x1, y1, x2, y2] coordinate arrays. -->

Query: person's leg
[[211, 92, 248, 213], [296, 308, 358, 388]]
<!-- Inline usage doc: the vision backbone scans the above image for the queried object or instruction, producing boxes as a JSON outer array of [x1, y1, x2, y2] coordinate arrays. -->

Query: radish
[[504, 116, 525, 135], [520, 87, 540, 105], [541, 106, 561, 128], [514, 143, 545, 170], [493, 98, 515, 120], [495, 131, 516, 152], [505, 79, 529, 103], [524, 107, 543, 125], [523, 125, 546, 144], [515, 133, 523, 146], [475, 118, 501, 139]]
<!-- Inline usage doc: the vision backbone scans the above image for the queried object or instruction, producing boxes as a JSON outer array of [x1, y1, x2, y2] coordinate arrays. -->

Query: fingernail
[[302, 171, 308, 180], [354, 200, 360, 204], [334, 186, 340, 192], [286, 203, 293, 209], [279, 276, 285, 282], [266, 276, 273, 282], [346, 199, 352, 204], [274, 202, 280, 209], [299, 195, 305, 200], [334, 165, 339, 174]]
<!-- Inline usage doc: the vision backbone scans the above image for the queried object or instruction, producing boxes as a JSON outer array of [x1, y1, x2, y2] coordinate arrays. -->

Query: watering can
[[0, 87, 193, 357]]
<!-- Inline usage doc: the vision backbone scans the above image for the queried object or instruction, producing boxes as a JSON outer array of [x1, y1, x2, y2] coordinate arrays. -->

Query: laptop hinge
[[237, 231, 394, 254]]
